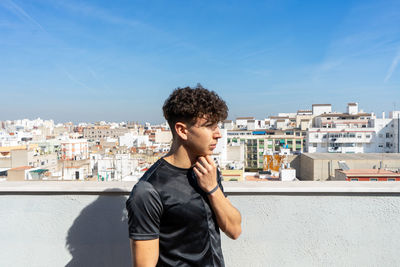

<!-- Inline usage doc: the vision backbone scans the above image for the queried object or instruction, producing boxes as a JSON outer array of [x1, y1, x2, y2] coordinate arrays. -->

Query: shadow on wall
[[65, 189, 131, 267]]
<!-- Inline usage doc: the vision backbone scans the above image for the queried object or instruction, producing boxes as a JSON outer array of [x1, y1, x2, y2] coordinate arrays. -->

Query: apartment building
[[307, 103, 400, 153], [83, 126, 129, 140], [60, 139, 89, 160], [227, 129, 306, 170]]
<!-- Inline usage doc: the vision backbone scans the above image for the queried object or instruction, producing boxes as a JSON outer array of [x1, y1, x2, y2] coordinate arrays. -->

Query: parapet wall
[[1, 181, 400, 267]]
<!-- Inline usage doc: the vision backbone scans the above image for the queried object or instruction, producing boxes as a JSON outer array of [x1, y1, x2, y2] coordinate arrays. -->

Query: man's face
[[185, 117, 222, 157]]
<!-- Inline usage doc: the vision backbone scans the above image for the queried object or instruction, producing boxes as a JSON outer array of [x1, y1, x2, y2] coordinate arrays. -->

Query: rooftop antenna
[[338, 160, 350, 170]]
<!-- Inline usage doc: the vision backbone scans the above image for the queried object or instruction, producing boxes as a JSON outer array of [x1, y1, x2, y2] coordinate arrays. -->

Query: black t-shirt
[[126, 158, 226, 267]]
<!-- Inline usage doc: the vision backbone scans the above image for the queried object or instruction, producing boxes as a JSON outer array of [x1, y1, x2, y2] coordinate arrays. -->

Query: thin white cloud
[[311, 59, 343, 83], [384, 49, 400, 83], [63, 69, 94, 92], [1, 0, 47, 32], [49, 0, 204, 58], [87, 67, 98, 79], [87, 67, 111, 91], [52, 0, 150, 31], [244, 68, 270, 77]]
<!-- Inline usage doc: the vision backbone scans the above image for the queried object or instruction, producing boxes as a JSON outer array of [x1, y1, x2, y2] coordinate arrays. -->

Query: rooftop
[[341, 169, 400, 177], [236, 117, 255, 120], [312, 104, 331, 106], [8, 166, 32, 171], [303, 153, 400, 160], [317, 112, 371, 118]]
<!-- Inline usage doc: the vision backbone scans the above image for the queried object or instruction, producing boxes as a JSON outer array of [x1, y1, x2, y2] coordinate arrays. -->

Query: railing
[[1, 181, 400, 267]]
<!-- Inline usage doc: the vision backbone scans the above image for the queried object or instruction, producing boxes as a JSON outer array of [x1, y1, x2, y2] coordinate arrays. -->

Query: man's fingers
[[205, 155, 215, 166], [195, 161, 208, 174], [197, 157, 213, 171], [193, 167, 202, 177]]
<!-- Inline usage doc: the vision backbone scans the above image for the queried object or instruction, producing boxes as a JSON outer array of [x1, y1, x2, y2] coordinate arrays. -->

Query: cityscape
[[1, 0, 400, 266], [1, 102, 400, 183]]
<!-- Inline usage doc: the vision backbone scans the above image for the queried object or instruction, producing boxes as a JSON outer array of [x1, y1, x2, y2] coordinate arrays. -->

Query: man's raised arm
[[194, 156, 242, 239]]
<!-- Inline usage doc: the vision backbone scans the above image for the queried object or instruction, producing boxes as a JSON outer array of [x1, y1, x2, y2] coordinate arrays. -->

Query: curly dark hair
[[163, 85, 228, 132]]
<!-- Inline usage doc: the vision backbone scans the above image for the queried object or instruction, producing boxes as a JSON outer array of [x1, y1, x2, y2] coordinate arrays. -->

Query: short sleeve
[[126, 181, 163, 240], [217, 169, 227, 197]]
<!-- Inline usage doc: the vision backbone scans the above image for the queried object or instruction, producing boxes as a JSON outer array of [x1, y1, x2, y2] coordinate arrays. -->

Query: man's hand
[[193, 155, 218, 193], [193, 155, 242, 239]]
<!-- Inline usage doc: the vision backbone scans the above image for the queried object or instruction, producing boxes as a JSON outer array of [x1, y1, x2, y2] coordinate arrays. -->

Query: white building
[[96, 153, 138, 181], [60, 139, 89, 160], [235, 117, 255, 130], [154, 130, 172, 144], [312, 104, 332, 116], [119, 133, 150, 148], [307, 103, 400, 153]]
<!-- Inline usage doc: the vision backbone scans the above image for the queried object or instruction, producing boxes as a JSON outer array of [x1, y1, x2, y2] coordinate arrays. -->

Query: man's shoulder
[[139, 159, 165, 183], [133, 159, 172, 193], [127, 160, 165, 207]]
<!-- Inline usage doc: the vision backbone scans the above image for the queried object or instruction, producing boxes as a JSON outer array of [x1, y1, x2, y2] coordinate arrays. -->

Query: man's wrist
[[206, 184, 219, 195]]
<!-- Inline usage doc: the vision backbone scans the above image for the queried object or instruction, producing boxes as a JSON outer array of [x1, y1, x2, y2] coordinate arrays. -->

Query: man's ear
[[175, 122, 188, 141]]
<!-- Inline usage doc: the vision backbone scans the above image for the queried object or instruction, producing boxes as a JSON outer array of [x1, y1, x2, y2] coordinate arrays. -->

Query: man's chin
[[196, 151, 213, 157]]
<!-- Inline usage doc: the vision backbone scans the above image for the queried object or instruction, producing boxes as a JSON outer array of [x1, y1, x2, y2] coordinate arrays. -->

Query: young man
[[126, 85, 242, 267]]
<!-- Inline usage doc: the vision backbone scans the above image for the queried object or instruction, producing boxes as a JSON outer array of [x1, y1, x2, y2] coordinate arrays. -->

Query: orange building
[[335, 169, 400, 181]]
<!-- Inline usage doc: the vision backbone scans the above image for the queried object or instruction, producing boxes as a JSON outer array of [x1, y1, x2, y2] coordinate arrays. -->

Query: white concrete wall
[[154, 131, 172, 144], [312, 105, 331, 116], [1, 182, 400, 267], [347, 103, 358, 114]]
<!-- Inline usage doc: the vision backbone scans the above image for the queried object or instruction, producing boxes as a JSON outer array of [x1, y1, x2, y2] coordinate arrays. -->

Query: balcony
[[1, 181, 400, 266]]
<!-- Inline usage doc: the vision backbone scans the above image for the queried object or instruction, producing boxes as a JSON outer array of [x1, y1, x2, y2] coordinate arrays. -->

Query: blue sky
[[0, 0, 399, 123]]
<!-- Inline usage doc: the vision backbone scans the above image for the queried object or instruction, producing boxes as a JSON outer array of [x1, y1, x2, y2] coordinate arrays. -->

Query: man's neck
[[163, 142, 196, 169]]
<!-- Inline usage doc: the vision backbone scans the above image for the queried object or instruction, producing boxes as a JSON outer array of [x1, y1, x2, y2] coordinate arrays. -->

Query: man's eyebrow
[[204, 121, 217, 127]]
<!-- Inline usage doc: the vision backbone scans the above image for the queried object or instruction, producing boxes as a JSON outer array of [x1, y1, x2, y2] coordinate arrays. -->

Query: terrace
[[1, 181, 399, 266]]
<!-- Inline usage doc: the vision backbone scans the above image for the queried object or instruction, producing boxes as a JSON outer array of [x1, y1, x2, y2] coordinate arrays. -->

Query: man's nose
[[214, 126, 222, 139]]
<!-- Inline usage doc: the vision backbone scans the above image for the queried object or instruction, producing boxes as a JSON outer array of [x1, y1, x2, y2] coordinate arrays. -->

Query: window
[[366, 134, 370, 138], [370, 178, 378, 181], [388, 178, 396, 181], [314, 134, 318, 138], [350, 178, 358, 181], [379, 134, 383, 138], [313, 143, 317, 147], [386, 133, 390, 138]]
